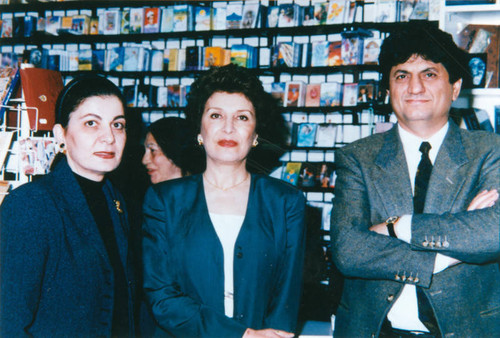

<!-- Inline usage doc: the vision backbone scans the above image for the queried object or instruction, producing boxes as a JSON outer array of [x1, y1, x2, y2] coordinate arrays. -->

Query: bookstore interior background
[[1, 0, 500, 330]]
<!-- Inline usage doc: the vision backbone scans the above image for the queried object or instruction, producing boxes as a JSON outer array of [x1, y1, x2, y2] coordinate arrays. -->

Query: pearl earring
[[197, 135, 203, 146]]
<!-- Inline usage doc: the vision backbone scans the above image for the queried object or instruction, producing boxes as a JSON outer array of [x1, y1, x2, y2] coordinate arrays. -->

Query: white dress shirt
[[209, 213, 244, 318], [387, 123, 451, 331]]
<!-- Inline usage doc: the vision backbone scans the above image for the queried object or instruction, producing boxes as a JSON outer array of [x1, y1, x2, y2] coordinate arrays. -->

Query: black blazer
[[0, 158, 136, 337], [142, 174, 306, 338]]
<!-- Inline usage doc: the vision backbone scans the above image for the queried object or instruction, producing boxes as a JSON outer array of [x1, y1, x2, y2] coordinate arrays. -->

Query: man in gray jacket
[[331, 22, 499, 338]]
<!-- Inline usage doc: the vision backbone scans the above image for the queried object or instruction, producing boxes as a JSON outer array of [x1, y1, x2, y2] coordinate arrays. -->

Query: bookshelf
[[0, 0, 446, 325]]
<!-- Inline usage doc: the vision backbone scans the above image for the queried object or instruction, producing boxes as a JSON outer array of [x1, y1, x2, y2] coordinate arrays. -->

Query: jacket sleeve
[[411, 143, 500, 264], [331, 148, 436, 288], [264, 190, 306, 332], [142, 186, 248, 337], [0, 189, 54, 337]]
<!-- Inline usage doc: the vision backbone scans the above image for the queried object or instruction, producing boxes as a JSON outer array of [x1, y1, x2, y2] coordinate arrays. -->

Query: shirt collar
[[398, 122, 449, 163]]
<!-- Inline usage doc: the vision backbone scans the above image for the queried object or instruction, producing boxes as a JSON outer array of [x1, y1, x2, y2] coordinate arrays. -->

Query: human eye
[[237, 114, 249, 121], [84, 120, 97, 127], [210, 112, 222, 119], [112, 121, 126, 130], [395, 73, 407, 80], [424, 72, 437, 78]]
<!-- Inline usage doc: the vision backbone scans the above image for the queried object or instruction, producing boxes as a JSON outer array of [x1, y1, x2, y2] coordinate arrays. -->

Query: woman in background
[[142, 116, 198, 184], [142, 64, 306, 337], [0, 75, 137, 337]]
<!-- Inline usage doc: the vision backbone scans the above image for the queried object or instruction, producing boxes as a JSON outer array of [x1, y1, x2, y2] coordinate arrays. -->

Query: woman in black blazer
[[0, 75, 137, 337], [142, 64, 307, 338]]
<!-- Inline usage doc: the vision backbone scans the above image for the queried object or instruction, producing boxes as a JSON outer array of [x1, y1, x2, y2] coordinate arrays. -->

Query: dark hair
[[379, 22, 469, 90], [184, 64, 288, 174], [55, 74, 126, 127], [147, 117, 200, 176]]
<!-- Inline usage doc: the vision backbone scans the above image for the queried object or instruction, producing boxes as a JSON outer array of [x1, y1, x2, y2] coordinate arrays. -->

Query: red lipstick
[[94, 152, 115, 159], [218, 140, 238, 147]]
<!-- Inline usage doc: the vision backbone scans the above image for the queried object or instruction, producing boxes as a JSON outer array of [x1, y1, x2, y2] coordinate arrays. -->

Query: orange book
[[204, 46, 225, 68]]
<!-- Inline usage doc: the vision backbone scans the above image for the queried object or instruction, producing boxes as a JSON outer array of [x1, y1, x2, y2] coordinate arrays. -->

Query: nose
[[408, 75, 424, 94], [142, 150, 150, 165], [100, 125, 116, 144], [223, 117, 235, 133]]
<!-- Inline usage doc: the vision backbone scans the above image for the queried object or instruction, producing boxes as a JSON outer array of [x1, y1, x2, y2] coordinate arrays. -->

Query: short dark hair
[[147, 117, 200, 176], [185, 64, 288, 174], [55, 74, 126, 127], [378, 22, 469, 90]]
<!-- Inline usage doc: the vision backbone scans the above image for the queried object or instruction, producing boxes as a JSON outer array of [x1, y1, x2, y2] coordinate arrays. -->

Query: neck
[[203, 162, 249, 191], [398, 119, 448, 140]]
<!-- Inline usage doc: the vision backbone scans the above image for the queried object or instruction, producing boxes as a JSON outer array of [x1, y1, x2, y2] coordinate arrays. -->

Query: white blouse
[[209, 212, 244, 318]]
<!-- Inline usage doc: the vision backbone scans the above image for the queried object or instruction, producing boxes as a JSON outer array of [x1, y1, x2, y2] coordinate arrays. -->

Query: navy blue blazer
[[0, 158, 136, 337], [142, 174, 306, 338]]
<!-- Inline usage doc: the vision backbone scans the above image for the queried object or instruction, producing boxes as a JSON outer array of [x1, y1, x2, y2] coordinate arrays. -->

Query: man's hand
[[369, 222, 389, 236], [467, 189, 499, 211]]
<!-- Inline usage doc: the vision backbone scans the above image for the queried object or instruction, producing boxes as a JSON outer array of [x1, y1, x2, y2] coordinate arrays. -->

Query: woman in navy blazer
[[0, 75, 137, 337], [142, 64, 306, 338]]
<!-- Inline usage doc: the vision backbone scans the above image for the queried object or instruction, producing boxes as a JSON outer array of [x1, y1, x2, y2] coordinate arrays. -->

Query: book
[[204, 46, 227, 68], [362, 37, 382, 65], [375, 0, 398, 23], [241, 1, 260, 29], [320, 82, 342, 107], [270, 82, 286, 107], [105, 47, 124, 71], [282, 162, 302, 186], [186, 46, 202, 71], [327, 40, 343, 66], [129, 7, 144, 34], [45, 16, 61, 36], [156, 86, 168, 107], [357, 80, 375, 103], [180, 84, 190, 107], [103, 10, 120, 35], [226, 1, 243, 29], [305, 83, 321, 107], [19, 68, 63, 131], [150, 49, 164, 72], [300, 162, 321, 187], [123, 46, 141, 71], [120, 8, 130, 34], [143, 7, 160, 33], [230, 44, 254, 68], [194, 6, 211, 31], [342, 83, 359, 106], [267, 6, 279, 28], [1, 17, 13, 38], [92, 49, 105, 71], [284, 81, 306, 107], [278, 3, 298, 27], [315, 123, 337, 148], [167, 85, 181, 107], [122, 84, 137, 107], [341, 35, 364, 65], [71, 14, 90, 35], [326, 0, 347, 25], [89, 17, 99, 35], [78, 49, 92, 70], [173, 4, 192, 32], [302, 5, 318, 26], [212, 2, 227, 30], [0, 67, 20, 120], [311, 41, 329, 67], [160, 7, 174, 32], [313, 2, 329, 25], [16, 137, 57, 175], [296, 123, 318, 147]]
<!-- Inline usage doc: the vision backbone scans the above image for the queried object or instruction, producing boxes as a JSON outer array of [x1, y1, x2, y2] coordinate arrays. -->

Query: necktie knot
[[419, 142, 431, 156]]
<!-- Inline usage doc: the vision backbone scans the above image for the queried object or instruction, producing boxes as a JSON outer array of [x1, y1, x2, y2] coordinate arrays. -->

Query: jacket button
[[386, 294, 395, 302], [236, 252, 243, 259]]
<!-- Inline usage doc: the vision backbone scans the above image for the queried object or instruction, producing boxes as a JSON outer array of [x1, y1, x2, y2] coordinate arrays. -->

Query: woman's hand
[[243, 328, 294, 338]]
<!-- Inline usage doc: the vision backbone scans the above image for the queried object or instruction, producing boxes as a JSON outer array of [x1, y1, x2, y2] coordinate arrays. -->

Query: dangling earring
[[58, 142, 66, 154], [252, 138, 259, 147], [197, 135, 203, 146]]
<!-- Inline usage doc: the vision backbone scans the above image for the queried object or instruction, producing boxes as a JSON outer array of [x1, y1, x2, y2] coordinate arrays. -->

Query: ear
[[53, 124, 65, 144], [451, 78, 462, 101]]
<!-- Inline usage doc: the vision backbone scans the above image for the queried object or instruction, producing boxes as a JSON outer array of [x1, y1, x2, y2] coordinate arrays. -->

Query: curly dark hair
[[185, 64, 288, 174], [379, 22, 470, 91]]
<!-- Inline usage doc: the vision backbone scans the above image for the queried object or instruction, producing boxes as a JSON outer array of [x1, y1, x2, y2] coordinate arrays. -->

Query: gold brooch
[[114, 200, 123, 213]]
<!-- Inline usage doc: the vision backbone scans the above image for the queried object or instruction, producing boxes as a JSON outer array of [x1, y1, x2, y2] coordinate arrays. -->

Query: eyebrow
[[393, 67, 439, 75]]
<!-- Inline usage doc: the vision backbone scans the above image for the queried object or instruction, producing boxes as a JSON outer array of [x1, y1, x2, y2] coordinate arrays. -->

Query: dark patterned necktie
[[413, 141, 441, 336]]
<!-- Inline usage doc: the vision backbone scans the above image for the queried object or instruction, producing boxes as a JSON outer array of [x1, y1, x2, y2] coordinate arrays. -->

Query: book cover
[[300, 162, 321, 188], [167, 85, 181, 107], [230, 44, 252, 68], [123, 46, 141, 71], [129, 7, 144, 34], [122, 84, 137, 107], [78, 49, 92, 70], [0, 67, 20, 119], [267, 6, 279, 28], [150, 49, 164, 72], [284, 81, 306, 107], [106, 47, 124, 72], [241, 1, 260, 29], [44, 16, 61, 36], [226, 1, 243, 29], [311, 41, 329, 67], [136, 84, 151, 107], [180, 84, 191, 107], [315, 123, 337, 148], [68, 51, 79, 72], [24, 15, 37, 37], [13, 16, 24, 38], [399, 0, 417, 21], [326, 0, 347, 25], [357, 80, 375, 103], [194, 6, 211, 31], [302, 5, 318, 26], [278, 4, 297, 28], [156, 86, 168, 108], [341, 36, 363, 65], [1, 17, 13, 38], [313, 2, 328, 25], [186, 46, 202, 71], [362, 37, 382, 65], [0, 132, 14, 178], [71, 15, 90, 35], [120, 8, 130, 34], [296, 123, 318, 147], [375, 0, 398, 23], [173, 4, 192, 32], [320, 82, 342, 107], [204, 46, 226, 68], [89, 17, 99, 35], [143, 7, 160, 33], [409, 0, 429, 20], [19, 68, 63, 131], [327, 40, 343, 66], [270, 82, 286, 106], [281, 162, 302, 186], [103, 10, 120, 35], [342, 83, 359, 107], [272, 42, 295, 68], [165, 48, 178, 71], [212, 2, 227, 30], [305, 83, 321, 107], [92, 49, 105, 71], [160, 6, 174, 33]]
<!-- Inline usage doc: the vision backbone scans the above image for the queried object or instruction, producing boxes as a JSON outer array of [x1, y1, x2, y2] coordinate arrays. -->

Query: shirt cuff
[[433, 254, 456, 274], [396, 215, 412, 243]]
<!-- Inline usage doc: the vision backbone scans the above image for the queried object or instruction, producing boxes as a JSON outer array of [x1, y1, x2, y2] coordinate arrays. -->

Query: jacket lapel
[[373, 127, 415, 216], [425, 122, 469, 214]]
